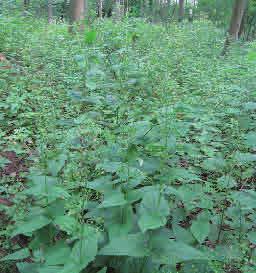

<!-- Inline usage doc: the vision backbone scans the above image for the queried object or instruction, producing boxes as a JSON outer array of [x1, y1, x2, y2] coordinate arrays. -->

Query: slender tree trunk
[[188, 7, 193, 22], [60, 0, 68, 22], [251, 21, 256, 40], [98, 0, 103, 19], [140, 0, 145, 17], [24, 0, 29, 10], [124, 0, 129, 15], [48, 0, 53, 24], [178, 0, 185, 22], [222, 0, 248, 55], [246, 15, 256, 41], [238, 1, 248, 38], [69, 0, 85, 32], [238, 12, 246, 38], [228, 0, 248, 40], [170, 1, 177, 22], [23, 0, 30, 15], [152, 0, 158, 23], [113, 0, 123, 21]]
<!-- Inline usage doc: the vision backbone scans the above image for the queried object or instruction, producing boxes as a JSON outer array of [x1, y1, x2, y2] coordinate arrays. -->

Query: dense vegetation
[[0, 2, 256, 273]]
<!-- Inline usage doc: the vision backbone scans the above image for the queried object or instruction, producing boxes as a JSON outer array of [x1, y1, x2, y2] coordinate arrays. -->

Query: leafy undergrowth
[[0, 16, 255, 273]]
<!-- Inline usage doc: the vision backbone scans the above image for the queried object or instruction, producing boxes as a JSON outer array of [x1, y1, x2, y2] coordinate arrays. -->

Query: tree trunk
[[98, 0, 103, 19], [48, 0, 54, 24], [188, 8, 193, 22], [238, 1, 248, 38], [178, 0, 185, 22], [222, 0, 248, 55], [228, 0, 248, 40], [245, 14, 256, 41], [24, 0, 29, 10], [113, 0, 123, 21], [124, 0, 129, 15], [69, 0, 85, 32], [152, 0, 158, 22], [170, 2, 177, 22]]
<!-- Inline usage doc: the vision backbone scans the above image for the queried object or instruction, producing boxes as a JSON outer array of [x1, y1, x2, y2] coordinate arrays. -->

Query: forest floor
[[0, 17, 256, 273]]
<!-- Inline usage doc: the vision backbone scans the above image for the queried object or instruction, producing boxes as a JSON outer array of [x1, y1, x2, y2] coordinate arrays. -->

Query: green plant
[[0, 15, 255, 273]]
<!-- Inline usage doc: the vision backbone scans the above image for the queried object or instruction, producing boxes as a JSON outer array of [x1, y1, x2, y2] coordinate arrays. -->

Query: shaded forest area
[[0, 1, 256, 273]]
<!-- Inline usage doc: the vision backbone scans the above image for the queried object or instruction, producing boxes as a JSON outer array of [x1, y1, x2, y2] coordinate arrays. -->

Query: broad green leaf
[[248, 51, 256, 61], [97, 161, 123, 173], [135, 156, 161, 174], [1, 248, 30, 261], [44, 240, 71, 266], [24, 184, 69, 202], [149, 228, 175, 264], [99, 233, 150, 257], [248, 231, 256, 244], [234, 152, 256, 165], [0, 156, 10, 169], [98, 190, 127, 208], [60, 263, 81, 273], [202, 156, 226, 171], [166, 134, 176, 152], [191, 211, 210, 244], [126, 185, 158, 203], [29, 225, 55, 249], [23, 175, 69, 202], [97, 268, 107, 273], [45, 187, 70, 203], [103, 205, 134, 239], [244, 102, 256, 111], [173, 224, 195, 244], [164, 186, 181, 198], [79, 224, 98, 238], [46, 200, 65, 218], [117, 166, 145, 189], [133, 120, 153, 140], [232, 190, 256, 209], [12, 216, 51, 236], [0, 186, 6, 193], [118, 257, 159, 273], [69, 90, 84, 101], [212, 245, 243, 262], [169, 242, 207, 262], [175, 184, 204, 210], [238, 115, 252, 130], [82, 95, 102, 105], [197, 198, 214, 210], [159, 265, 177, 273], [39, 266, 63, 273], [54, 215, 78, 234], [151, 233, 206, 265], [74, 55, 85, 62], [47, 154, 66, 177], [241, 265, 256, 273], [85, 30, 97, 44], [172, 207, 186, 224], [87, 175, 113, 192], [62, 232, 98, 273], [125, 144, 138, 163], [138, 190, 169, 232], [181, 261, 213, 273], [16, 263, 39, 273], [164, 168, 201, 183], [217, 175, 237, 189], [244, 132, 256, 148], [27, 175, 58, 186]]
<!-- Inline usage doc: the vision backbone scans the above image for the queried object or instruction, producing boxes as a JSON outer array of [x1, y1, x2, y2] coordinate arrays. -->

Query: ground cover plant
[[0, 13, 256, 273]]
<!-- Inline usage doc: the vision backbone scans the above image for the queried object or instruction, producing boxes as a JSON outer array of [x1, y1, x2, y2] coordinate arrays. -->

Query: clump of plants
[[0, 16, 255, 273]]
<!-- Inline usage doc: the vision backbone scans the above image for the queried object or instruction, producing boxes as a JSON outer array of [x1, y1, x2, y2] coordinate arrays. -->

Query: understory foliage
[[0, 17, 256, 273]]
